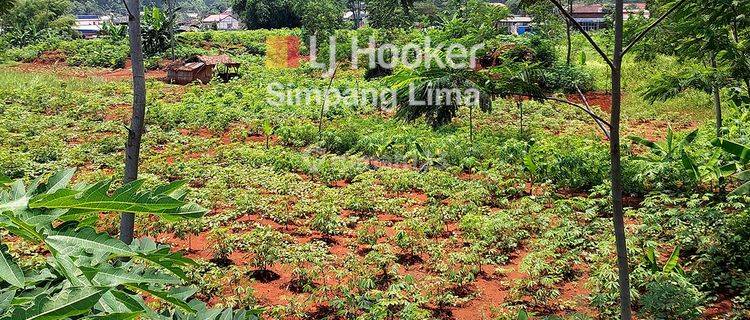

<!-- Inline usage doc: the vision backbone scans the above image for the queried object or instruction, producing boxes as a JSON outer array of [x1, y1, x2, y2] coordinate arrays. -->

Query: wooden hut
[[192, 55, 240, 82], [167, 61, 211, 85], [166, 55, 240, 85]]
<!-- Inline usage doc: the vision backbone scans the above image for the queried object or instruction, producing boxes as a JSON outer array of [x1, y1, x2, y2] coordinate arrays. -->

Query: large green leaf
[[729, 180, 750, 196], [46, 228, 134, 258], [0, 180, 32, 213], [30, 179, 207, 220], [81, 265, 181, 287], [11, 287, 108, 320], [83, 312, 140, 320], [713, 139, 750, 164], [0, 289, 15, 312], [681, 150, 699, 181], [133, 241, 194, 280], [0, 243, 24, 288], [663, 246, 681, 275], [29, 180, 183, 214], [41, 169, 76, 195], [0, 174, 9, 185], [629, 136, 664, 155], [126, 283, 195, 314]]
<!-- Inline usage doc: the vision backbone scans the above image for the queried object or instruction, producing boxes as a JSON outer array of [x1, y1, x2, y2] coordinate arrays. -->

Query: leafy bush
[[640, 276, 704, 320], [277, 121, 318, 147], [61, 39, 129, 68], [322, 126, 361, 154], [542, 64, 595, 93]]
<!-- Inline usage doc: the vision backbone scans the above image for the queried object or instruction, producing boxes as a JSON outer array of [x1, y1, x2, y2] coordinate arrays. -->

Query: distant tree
[[0, 0, 75, 46], [300, 0, 344, 36], [365, 0, 412, 28], [640, 0, 750, 137], [141, 5, 178, 56], [232, 0, 301, 29]]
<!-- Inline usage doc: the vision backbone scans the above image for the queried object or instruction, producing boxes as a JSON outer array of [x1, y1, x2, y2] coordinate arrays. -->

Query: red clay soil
[[625, 119, 700, 142], [9, 61, 166, 82], [567, 91, 612, 113], [103, 103, 132, 122], [703, 298, 734, 319], [452, 249, 529, 319]]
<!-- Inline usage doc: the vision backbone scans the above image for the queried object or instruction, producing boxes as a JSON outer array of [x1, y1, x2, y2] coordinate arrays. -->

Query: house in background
[[74, 15, 111, 38], [201, 10, 242, 30], [498, 16, 533, 35], [571, 3, 650, 30]]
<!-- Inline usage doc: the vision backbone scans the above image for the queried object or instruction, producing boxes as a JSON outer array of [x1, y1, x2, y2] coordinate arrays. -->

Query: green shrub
[[61, 39, 129, 68], [543, 64, 595, 93], [322, 127, 361, 154], [639, 276, 704, 320], [277, 121, 317, 147]]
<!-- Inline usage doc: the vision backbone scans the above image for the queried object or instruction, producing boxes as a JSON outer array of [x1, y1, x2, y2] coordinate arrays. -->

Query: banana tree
[[712, 139, 750, 195], [383, 59, 493, 136], [0, 169, 261, 319], [628, 127, 700, 180]]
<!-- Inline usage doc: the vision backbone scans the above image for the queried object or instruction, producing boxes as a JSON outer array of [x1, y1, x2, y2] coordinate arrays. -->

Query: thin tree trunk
[[711, 54, 722, 138], [518, 100, 524, 137], [318, 63, 338, 140], [566, 0, 572, 64], [469, 105, 474, 144], [121, 0, 147, 245], [611, 1, 632, 319]]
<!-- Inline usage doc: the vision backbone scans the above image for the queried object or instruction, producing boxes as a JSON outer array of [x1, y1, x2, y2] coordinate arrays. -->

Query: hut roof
[[196, 55, 239, 67], [174, 62, 205, 71]]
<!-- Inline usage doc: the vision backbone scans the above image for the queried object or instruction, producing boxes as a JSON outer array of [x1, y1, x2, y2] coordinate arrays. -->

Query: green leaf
[[263, 119, 273, 135], [713, 139, 750, 164], [0, 174, 10, 185], [107, 290, 148, 314], [84, 312, 140, 320], [737, 169, 750, 181], [29, 180, 205, 219], [82, 265, 181, 287], [523, 154, 537, 174], [126, 283, 195, 314], [644, 247, 658, 272], [42, 169, 76, 195], [681, 150, 699, 181], [663, 246, 680, 275], [0, 289, 15, 312], [681, 129, 698, 145], [11, 287, 108, 320], [0, 243, 24, 288], [629, 136, 663, 154], [517, 309, 529, 320], [46, 228, 134, 258], [729, 181, 750, 196]]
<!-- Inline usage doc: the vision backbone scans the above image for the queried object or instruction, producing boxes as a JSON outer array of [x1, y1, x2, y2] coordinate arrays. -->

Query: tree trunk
[[710, 54, 722, 138], [566, 0, 572, 65], [121, 0, 147, 245], [611, 0, 632, 319], [469, 105, 474, 144]]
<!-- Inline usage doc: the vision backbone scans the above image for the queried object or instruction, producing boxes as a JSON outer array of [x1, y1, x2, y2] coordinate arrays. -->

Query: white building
[[201, 10, 242, 30], [498, 16, 533, 35], [74, 15, 112, 38]]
